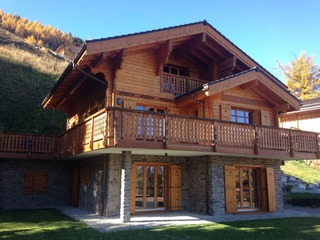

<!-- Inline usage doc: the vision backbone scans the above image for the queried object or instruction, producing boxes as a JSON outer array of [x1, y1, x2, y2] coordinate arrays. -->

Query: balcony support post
[[254, 126, 260, 155], [213, 123, 218, 152], [164, 115, 169, 149], [289, 130, 295, 158], [120, 151, 132, 223], [317, 134, 320, 159]]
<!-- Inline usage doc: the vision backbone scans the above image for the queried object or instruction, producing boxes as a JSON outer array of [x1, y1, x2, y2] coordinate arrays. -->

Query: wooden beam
[[112, 48, 126, 71], [240, 79, 259, 89], [273, 103, 290, 113], [220, 93, 272, 108], [217, 56, 237, 75], [174, 33, 206, 59], [156, 40, 173, 74]]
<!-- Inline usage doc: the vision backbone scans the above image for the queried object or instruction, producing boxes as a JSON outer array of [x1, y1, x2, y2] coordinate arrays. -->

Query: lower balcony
[[56, 107, 320, 160]]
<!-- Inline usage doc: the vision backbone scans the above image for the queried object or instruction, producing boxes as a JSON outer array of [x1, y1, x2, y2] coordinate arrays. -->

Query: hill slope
[[0, 27, 67, 135]]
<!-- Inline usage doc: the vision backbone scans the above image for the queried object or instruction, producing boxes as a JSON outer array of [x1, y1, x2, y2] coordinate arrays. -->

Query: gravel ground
[[57, 205, 319, 233]]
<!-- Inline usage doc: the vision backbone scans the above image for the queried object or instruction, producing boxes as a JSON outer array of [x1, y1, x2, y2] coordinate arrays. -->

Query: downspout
[[72, 61, 107, 86], [192, 93, 205, 117]]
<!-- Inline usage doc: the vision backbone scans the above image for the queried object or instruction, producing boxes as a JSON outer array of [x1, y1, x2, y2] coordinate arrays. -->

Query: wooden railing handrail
[[1, 107, 319, 159], [161, 72, 208, 84]]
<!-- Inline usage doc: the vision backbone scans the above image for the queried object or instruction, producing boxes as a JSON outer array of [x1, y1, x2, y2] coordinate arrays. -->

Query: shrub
[[287, 192, 320, 207]]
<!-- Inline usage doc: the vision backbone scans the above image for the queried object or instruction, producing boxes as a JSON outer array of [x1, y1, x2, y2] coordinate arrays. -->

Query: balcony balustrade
[[1, 108, 319, 159]]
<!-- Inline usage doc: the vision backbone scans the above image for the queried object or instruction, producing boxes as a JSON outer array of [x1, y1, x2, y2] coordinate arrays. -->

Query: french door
[[134, 165, 167, 212], [236, 167, 259, 211]]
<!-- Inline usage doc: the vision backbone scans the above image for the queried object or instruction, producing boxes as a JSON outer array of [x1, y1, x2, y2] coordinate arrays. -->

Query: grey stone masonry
[[120, 151, 131, 223]]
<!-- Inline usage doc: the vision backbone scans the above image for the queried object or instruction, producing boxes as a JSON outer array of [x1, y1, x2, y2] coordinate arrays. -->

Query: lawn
[[1, 209, 320, 240], [281, 160, 320, 184]]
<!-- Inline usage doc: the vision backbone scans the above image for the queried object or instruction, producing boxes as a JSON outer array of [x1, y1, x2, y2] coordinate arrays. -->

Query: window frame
[[231, 108, 253, 124]]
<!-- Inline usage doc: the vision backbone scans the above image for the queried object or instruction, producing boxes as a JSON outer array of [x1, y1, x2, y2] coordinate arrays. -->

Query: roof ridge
[[87, 20, 207, 43]]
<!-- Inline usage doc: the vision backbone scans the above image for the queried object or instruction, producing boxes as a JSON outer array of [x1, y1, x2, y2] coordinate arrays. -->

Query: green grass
[[281, 160, 320, 184], [1, 209, 320, 240]]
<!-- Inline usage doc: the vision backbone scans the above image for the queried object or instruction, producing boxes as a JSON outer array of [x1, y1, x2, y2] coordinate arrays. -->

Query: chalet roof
[[42, 20, 296, 110], [176, 67, 300, 111]]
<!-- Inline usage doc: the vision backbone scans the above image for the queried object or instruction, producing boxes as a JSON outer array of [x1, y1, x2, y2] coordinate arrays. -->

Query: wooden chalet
[[1, 21, 319, 221]]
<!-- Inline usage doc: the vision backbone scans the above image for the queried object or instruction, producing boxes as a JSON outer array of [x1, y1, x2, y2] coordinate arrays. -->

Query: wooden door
[[224, 165, 237, 213], [170, 165, 181, 211], [266, 167, 276, 212], [71, 166, 80, 207]]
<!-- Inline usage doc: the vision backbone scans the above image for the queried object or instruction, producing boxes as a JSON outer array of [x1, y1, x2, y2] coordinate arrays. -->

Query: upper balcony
[[56, 107, 320, 160]]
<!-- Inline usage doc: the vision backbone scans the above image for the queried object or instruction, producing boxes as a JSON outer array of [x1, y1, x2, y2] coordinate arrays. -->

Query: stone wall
[[0, 158, 72, 210]]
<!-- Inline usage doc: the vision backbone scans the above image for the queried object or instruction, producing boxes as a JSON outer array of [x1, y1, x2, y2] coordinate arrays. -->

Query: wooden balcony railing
[[0, 132, 56, 159], [161, 72, 208, 95], [2, 108, 319, 160], [57, 108, 320, 160]]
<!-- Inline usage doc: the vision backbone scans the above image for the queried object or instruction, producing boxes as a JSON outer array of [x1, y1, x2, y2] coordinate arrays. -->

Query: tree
[[278, 52, 320, 100]]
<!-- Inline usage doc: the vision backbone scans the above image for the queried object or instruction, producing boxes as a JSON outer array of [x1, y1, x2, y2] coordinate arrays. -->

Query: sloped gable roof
[[42, 20, 296, 111]]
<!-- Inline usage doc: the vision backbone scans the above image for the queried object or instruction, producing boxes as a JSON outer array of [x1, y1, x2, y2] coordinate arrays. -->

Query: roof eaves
[[41, 42, 87, 107]]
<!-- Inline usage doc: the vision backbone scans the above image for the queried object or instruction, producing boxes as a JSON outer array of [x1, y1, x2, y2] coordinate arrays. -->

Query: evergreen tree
[[278, 52, 320, 100]]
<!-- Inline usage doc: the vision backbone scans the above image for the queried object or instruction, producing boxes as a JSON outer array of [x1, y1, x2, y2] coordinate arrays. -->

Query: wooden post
[[317, 134, 320, 159], [164, 115, 169, 149], [289, 130, 295, 158], [254, 126, 260, 155], [90, 119, 94, 150], [114, 109, 118, 146], [213, 122, 218, 152]]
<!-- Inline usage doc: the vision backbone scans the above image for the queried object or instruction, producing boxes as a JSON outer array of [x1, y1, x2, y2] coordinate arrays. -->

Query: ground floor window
[[225, 165, 276, 213], [130, 163, 181, 213]]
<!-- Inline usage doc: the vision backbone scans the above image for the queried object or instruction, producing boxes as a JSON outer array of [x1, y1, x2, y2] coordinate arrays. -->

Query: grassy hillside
[[0, 28, 67, 135], [281, 160, 320, 184]]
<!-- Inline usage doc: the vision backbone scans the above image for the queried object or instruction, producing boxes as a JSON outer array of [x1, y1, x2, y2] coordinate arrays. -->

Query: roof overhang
[[176, 67, 300, 112], [42, 21, 294, 111]]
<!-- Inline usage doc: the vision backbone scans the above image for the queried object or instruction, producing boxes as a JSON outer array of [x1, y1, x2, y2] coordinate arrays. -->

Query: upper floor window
[[231, 108, 253, 124], [163, 65, 188, 77]]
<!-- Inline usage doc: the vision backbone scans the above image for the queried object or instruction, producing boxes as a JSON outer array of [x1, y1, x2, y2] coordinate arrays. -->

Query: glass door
[[236, 167, 259, 211], [135, 165, 166, 212]]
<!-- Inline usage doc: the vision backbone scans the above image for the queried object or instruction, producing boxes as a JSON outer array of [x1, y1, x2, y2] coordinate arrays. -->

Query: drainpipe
[[192, 94, 205, 117], [72, 61, 107, 86]]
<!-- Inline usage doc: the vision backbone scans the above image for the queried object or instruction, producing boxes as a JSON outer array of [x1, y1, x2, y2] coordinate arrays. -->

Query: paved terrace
[[57, 205, 320, 233]]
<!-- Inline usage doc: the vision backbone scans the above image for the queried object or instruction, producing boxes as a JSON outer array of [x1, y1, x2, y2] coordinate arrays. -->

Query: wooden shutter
[[257, 168, 268, 211], [266, 167, 276, 212], [130, 164, 136, 214], [220, 104, 231, 121], [36, 173, 47, 193], [170, 165, 181, 211], [252, 110, 262, 125], [123, 100, 136, 109], [261, 110, 270, 126], [24, 172, 34, 193], [224, 165, 237, 213]]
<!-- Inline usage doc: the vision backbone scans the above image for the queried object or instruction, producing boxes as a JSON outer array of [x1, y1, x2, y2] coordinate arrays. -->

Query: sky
[[1, 0, 320, 83]]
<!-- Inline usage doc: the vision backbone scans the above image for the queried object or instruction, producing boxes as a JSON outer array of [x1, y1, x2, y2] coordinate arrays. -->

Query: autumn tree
[[278, 52, 320, 100]]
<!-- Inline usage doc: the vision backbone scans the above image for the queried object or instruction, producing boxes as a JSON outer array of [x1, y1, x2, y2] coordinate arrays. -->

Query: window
[[231, 108, 253, 124], [163, 65, 188, 77], [24, 172, 47, 193], [162, 65, 189, 94]]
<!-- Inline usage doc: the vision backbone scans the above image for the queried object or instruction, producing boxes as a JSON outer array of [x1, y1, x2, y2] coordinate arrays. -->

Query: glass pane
[[238, 110, 245, 117], [135, 106, 144, 111], [157, 167, 165, 208], [135, 166, 144, 209], [146, 166, 155, 208]]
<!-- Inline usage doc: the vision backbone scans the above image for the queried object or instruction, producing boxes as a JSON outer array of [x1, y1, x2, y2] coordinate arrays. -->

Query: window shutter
[[37, 173, 47, 193], [252, 110, 262, 125], [261, 110, 270, 126], [130, 164, 136, 214], [266, 167, 276, 212], [224, 165, 237, 213], [170, 165, 181, 211], [24, 172, 34, 193], [220, 104, 231, 121]]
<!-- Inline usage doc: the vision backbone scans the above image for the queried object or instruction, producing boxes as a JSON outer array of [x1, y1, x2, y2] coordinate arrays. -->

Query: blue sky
[[1, 0, 320, 82]]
